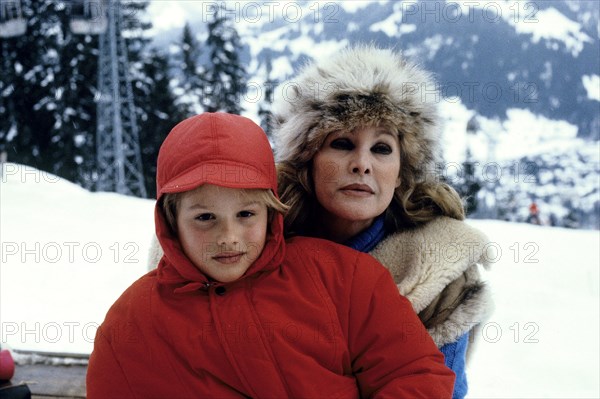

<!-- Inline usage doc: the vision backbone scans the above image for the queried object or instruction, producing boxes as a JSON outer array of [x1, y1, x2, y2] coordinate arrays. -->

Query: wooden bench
[[9, 351, 87, 398]]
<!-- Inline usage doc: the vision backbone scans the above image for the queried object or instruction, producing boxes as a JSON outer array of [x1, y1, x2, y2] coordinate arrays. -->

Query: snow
[[370, 9, 402, 37], [370, 1, 416, 38], [422, 34, 452, 61], [499, 109, 580, 160], [439, 98, 584, 164], [148, 2, 189, 34], [248, 25, 291, 57], [147, 0, 319, 37], [271, 56, 294, 78], [289, 36, 348, 64], [439, 98, 475, 162], [508, 6, 592, 57], [370, 13, 416, 38], [0, 164, 154, 354], [6, 124, 17, 142], [338, 0, 389, 14], [1, 163, 599, 397], [451, 1, 592, 57], [582, 74, 600, 102], [466, 219, 600, 398]]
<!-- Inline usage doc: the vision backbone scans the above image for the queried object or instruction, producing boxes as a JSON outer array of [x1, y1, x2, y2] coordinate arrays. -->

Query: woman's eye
[[195, 213, 214, 221], [238, 211, 255, 218], [372, 143, 393, 155], [330, 138, 354, 150]]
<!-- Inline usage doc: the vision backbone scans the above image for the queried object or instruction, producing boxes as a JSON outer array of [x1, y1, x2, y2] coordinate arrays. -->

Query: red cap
[[156, 113, 276, 198]]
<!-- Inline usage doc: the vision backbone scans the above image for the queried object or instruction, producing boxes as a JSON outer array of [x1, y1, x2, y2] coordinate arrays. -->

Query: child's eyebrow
[[186, 204, 208, 211], [185, 201, 261, 210], [240, 201, 261, 207]]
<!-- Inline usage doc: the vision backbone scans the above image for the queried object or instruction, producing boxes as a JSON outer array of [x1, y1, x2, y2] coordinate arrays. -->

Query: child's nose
[[217, 220, 239, 246]]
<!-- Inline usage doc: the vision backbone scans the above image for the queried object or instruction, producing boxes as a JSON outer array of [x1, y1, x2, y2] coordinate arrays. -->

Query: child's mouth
[[213, 252, 245, 264]]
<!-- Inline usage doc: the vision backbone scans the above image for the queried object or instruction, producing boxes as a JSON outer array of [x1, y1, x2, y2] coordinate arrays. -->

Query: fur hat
[[271, 45, 441, 182]]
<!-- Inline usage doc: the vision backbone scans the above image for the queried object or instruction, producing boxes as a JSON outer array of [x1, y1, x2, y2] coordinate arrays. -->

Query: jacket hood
[[155, 112, 285, 292], [271, 45, 441, 182]]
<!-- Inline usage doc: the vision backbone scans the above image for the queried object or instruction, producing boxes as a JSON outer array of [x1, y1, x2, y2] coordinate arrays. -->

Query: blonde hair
[[161, 188, 288, 235]]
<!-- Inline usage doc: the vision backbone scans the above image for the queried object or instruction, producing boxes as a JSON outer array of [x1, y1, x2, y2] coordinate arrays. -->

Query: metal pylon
[[95, 0, 146, 197]]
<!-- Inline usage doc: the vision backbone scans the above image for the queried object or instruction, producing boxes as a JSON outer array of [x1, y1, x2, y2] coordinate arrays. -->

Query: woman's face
[[312, 126, 401, 241]]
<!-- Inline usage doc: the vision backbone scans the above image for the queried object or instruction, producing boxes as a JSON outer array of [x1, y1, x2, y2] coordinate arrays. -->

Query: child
[[86, 112, 455, 398]]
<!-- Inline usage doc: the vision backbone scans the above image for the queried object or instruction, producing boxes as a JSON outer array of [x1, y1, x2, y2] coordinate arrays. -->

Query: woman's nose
[[349, 150, 371, 175]]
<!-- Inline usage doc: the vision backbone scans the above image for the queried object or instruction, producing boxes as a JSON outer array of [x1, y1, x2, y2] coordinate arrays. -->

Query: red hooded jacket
[[87, 113, 455, 398]]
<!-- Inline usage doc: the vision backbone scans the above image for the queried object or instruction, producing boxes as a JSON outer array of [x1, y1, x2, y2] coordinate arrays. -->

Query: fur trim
[[369, 217, 494, 347], [272, 45, 441, 180], [148, 233, 162, 270]]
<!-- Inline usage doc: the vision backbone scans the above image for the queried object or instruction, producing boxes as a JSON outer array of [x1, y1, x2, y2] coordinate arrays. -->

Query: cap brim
[[159, 162, 273, 195]]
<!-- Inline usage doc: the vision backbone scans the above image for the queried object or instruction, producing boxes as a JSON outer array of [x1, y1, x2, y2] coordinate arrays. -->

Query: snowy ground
[[465, 220, 599, 398], [1, 163, 599, 398]]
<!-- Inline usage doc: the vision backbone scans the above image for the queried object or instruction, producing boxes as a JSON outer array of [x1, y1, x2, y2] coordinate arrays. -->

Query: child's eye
[[372, 143, 393, 155], [330, 138, 354, 150], [238, 211, 255, 218], [195, 213, 215, 221]]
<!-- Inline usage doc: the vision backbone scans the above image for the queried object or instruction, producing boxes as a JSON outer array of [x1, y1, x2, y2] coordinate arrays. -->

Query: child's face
[[176, 184, 269, 283]]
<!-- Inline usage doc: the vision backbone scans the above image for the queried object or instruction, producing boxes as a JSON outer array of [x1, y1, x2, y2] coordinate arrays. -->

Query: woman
[[271, 45, 493, 399]]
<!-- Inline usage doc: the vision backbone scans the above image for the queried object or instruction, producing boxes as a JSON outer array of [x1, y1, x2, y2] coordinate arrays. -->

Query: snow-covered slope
[[1, 163, 598, 397], [0, 163, 154, 354], [466, 219, 599, 398]]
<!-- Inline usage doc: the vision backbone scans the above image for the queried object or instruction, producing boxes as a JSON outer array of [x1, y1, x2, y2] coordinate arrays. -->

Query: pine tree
[[0, 0, 88, 182], [172, 22, 204, 116], [258, 55, 276, 138], [454, 117, 483, 216], [458, 149, 482, 216], [203, 5, 247, 114], [0, 0, 40, 170], [0, 38, 19, 159], [53, 1, 99, 186], [137, 47, 187, 198]]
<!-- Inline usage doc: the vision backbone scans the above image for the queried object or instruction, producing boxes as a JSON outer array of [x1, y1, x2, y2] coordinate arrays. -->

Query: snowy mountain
[[1, 163, 599, 397], [149, 0, 600, 140], [438, 104, 600, 229], [145, 1, 600, 229]]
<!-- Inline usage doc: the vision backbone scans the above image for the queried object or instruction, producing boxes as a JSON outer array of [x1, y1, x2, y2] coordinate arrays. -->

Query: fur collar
[[369, 217, 494, 346]]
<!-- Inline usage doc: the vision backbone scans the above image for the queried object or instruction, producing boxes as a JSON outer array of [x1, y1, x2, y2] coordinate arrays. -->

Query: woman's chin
[[329, 201, 384, 223], [326, 209, 378, 229]]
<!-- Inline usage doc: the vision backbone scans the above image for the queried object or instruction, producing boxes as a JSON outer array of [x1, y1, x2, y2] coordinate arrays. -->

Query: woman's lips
[[340, 183, 375, 197], [213, 252, 245, 264]]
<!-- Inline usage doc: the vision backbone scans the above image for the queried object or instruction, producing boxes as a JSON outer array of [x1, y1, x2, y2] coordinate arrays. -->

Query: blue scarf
[[344, 215, 386, 253]]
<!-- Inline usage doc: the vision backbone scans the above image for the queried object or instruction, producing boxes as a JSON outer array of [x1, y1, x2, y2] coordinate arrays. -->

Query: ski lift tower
[[71, 0, 147, 197]]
